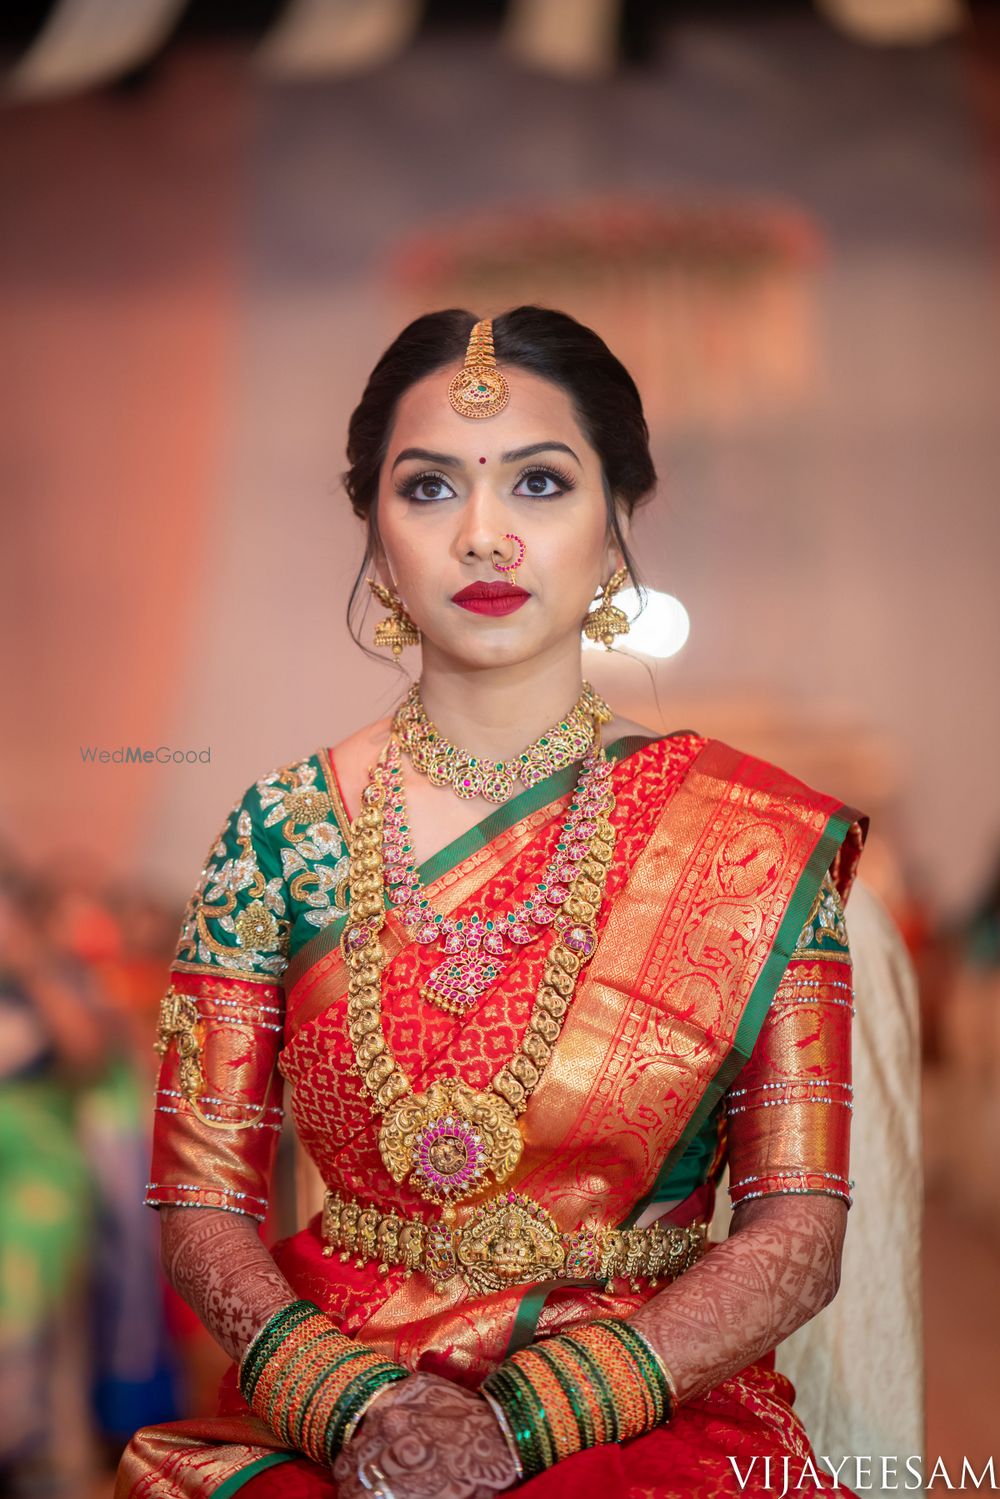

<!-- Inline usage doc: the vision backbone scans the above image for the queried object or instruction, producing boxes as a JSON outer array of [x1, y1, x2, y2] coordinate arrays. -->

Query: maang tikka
[[448, 318, 510, 419]]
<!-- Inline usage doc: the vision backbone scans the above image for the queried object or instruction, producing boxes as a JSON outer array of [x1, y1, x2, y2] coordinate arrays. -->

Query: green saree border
[[620, 801, 858, 1228], [211, 1450, 298, 1497], [288, 733, 673, 986]]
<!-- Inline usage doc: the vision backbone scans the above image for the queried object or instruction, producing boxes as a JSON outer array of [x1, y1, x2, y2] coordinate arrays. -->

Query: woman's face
[[374, 367, 619, 671]]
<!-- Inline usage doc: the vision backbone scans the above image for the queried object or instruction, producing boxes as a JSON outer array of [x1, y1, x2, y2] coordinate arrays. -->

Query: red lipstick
[[452, 580, 531, 616]]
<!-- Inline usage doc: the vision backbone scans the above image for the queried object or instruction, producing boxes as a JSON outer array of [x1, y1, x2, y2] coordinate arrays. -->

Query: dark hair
[[344, 305, 656, 653]]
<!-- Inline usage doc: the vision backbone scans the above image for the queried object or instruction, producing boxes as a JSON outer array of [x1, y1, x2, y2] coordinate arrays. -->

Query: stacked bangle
[[239, 1300, 407, 1466], [481, 1317, 673, 1481]]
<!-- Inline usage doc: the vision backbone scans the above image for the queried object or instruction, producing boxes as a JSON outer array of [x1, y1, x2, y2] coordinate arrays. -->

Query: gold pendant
[[454, 1192, 566, 1295], [378, 1078, 522, 1206]]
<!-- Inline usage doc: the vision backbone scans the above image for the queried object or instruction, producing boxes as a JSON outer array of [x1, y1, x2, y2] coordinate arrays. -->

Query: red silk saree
[[118, 732, 865, 1498]]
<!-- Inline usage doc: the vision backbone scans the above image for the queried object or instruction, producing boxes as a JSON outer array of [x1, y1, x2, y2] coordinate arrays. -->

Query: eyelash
[[395, 465, 576, 503]]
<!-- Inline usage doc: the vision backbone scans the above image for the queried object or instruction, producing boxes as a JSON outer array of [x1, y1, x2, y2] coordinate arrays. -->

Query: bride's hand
[[332, 1372, 520, 1499]]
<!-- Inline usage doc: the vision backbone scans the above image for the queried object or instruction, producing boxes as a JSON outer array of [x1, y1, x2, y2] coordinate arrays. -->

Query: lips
[[452, 580, 531, 616]]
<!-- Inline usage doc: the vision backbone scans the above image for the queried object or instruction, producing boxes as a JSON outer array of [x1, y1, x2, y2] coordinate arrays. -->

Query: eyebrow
[[390, 440, 581, 472]]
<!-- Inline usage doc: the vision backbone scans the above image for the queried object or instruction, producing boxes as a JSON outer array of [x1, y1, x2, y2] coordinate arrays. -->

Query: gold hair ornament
[[583, 566, 631, 649], [367, 577, 420, 656], [448, 318, 510, 419]]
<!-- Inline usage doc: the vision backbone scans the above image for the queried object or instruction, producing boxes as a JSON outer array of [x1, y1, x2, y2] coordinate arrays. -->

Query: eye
[[396, 469, 457, 503], [512, 465, 575, 499]]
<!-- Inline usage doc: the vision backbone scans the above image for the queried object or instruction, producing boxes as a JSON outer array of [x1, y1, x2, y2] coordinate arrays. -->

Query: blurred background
[[1, 1, 999, 1494]]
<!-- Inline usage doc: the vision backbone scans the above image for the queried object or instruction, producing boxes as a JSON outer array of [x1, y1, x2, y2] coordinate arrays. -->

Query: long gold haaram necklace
[[341, 712, 617, 1215]]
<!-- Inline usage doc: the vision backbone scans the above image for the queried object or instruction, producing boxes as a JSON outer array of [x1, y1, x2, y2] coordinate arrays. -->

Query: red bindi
[[479, 456, 487, 464]]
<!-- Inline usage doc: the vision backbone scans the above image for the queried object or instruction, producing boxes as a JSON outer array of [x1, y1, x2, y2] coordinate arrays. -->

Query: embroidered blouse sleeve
[[724, 870, 855, 1210], [145, 780, 290, 1222]]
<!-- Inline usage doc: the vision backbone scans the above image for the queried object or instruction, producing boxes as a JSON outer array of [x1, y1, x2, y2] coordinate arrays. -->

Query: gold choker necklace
[[393, 682, 612, 804]]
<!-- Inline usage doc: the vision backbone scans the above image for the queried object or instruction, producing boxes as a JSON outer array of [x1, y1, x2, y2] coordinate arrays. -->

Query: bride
[[118, 306, 865, 1499]]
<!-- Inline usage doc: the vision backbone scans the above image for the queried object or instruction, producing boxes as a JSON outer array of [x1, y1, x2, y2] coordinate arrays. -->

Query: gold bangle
[[481, 1388, 525, 1483]]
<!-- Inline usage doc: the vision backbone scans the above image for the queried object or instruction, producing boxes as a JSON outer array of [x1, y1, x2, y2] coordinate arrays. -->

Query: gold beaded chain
[[340, 721, 618, 1215], [394, 680, 612, 804]]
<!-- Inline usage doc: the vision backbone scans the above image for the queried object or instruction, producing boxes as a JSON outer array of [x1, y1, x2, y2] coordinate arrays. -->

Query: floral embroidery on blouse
[[171, 752, 350, 981], [791, 871, 850, 960]]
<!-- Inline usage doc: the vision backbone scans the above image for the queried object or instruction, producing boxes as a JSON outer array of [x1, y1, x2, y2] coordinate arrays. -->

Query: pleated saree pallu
[[118, 732, 866, 1498]]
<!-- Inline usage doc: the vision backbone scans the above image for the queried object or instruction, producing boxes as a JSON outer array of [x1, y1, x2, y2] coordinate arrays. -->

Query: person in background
[[0, 861, 105, 1498]]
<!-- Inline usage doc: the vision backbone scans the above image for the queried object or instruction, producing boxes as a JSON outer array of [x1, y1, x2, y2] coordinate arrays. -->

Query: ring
[[358, 1460, 395, 1499]]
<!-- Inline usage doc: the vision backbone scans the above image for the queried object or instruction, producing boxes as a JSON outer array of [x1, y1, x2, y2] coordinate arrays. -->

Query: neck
[[415, 645, 589, 761]]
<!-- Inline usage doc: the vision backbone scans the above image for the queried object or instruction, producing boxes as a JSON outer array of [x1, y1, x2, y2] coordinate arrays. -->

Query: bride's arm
[[159, 1206, 296, 1363], [634, 868, 854, 1399], [631, 1193, 846, 1400]]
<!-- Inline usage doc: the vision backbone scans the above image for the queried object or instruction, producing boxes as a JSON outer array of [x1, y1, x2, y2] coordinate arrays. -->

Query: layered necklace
[[341, 691, 618, 1214], [381, 736, 611, 1016]]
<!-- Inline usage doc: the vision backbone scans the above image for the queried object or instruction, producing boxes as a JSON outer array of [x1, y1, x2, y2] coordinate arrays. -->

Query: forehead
[[386, 366, 594, 462]]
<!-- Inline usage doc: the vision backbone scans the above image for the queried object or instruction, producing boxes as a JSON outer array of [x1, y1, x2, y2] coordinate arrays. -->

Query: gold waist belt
[[321, 1190, 709, 1297]]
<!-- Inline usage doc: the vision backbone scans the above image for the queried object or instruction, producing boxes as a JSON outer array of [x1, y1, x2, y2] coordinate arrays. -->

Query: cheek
[[538, 511, 607, 585]]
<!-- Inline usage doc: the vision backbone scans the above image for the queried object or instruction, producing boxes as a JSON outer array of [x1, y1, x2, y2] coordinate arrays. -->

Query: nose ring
[[491, 533, 526, 589]]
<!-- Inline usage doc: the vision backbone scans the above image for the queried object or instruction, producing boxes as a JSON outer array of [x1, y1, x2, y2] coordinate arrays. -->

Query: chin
[[429, 619, 547, 669]]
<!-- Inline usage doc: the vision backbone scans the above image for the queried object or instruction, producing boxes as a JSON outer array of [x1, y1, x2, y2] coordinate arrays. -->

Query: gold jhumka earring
[[583, 566, 631, 649], [448, 317, 510, 419], [367, 578, 420, 656]]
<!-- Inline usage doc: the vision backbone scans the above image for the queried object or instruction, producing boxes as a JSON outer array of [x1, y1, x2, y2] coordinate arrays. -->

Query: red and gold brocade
[[146, 970, 285, 1221], [125, 733, 866, 1498], [725, 873, 854, 1209]]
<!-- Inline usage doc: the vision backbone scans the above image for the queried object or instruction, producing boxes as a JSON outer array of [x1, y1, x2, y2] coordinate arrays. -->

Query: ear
[[603, 503, 631, 579], [369, 540, 396, 591]]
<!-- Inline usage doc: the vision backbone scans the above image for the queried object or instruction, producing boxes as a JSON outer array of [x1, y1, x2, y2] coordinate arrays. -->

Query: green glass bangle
[[530, 1341, 595, 1451], [324, 1364, 408, 1461], [480, 1389, 525, 1484], [324, 1362, 408, 1458], [483, 1365, 552, 1478], [594, 1319, 672, 1422], [239, 1301, 321, 1404], [482, 1370, 542, 1477], [316, 1350, 401, 1453], [554, 1336, 620, 1443], [288, 1342, 376, 1453], [507, 1362, 557, 1475], [267, 1327, 341, 1437], [241, 1308, 318, 1407], [339, 1376, 405, 1452], [614, 1320, 677, 1417], [272, 1328, 346, 1444], [240, 1300, 316, 1396]]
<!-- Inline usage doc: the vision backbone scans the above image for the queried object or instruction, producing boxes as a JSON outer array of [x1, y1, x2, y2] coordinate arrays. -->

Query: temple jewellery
[[448, 317, 509, 419], [381, 728, 609, 1016], [340, 707, 618, 1215], [366, 577, 420, 658], [392, 679, 612, 803]]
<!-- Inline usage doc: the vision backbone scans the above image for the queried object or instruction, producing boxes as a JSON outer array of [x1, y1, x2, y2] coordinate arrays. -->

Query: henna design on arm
[[632, 1194, 847, 1403], [160, 1206, 297, 1363], [333, 1372, 519, 1499]]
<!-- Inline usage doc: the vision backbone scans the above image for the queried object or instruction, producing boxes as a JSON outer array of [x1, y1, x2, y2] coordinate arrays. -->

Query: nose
[[452, 478, 512, 566]]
